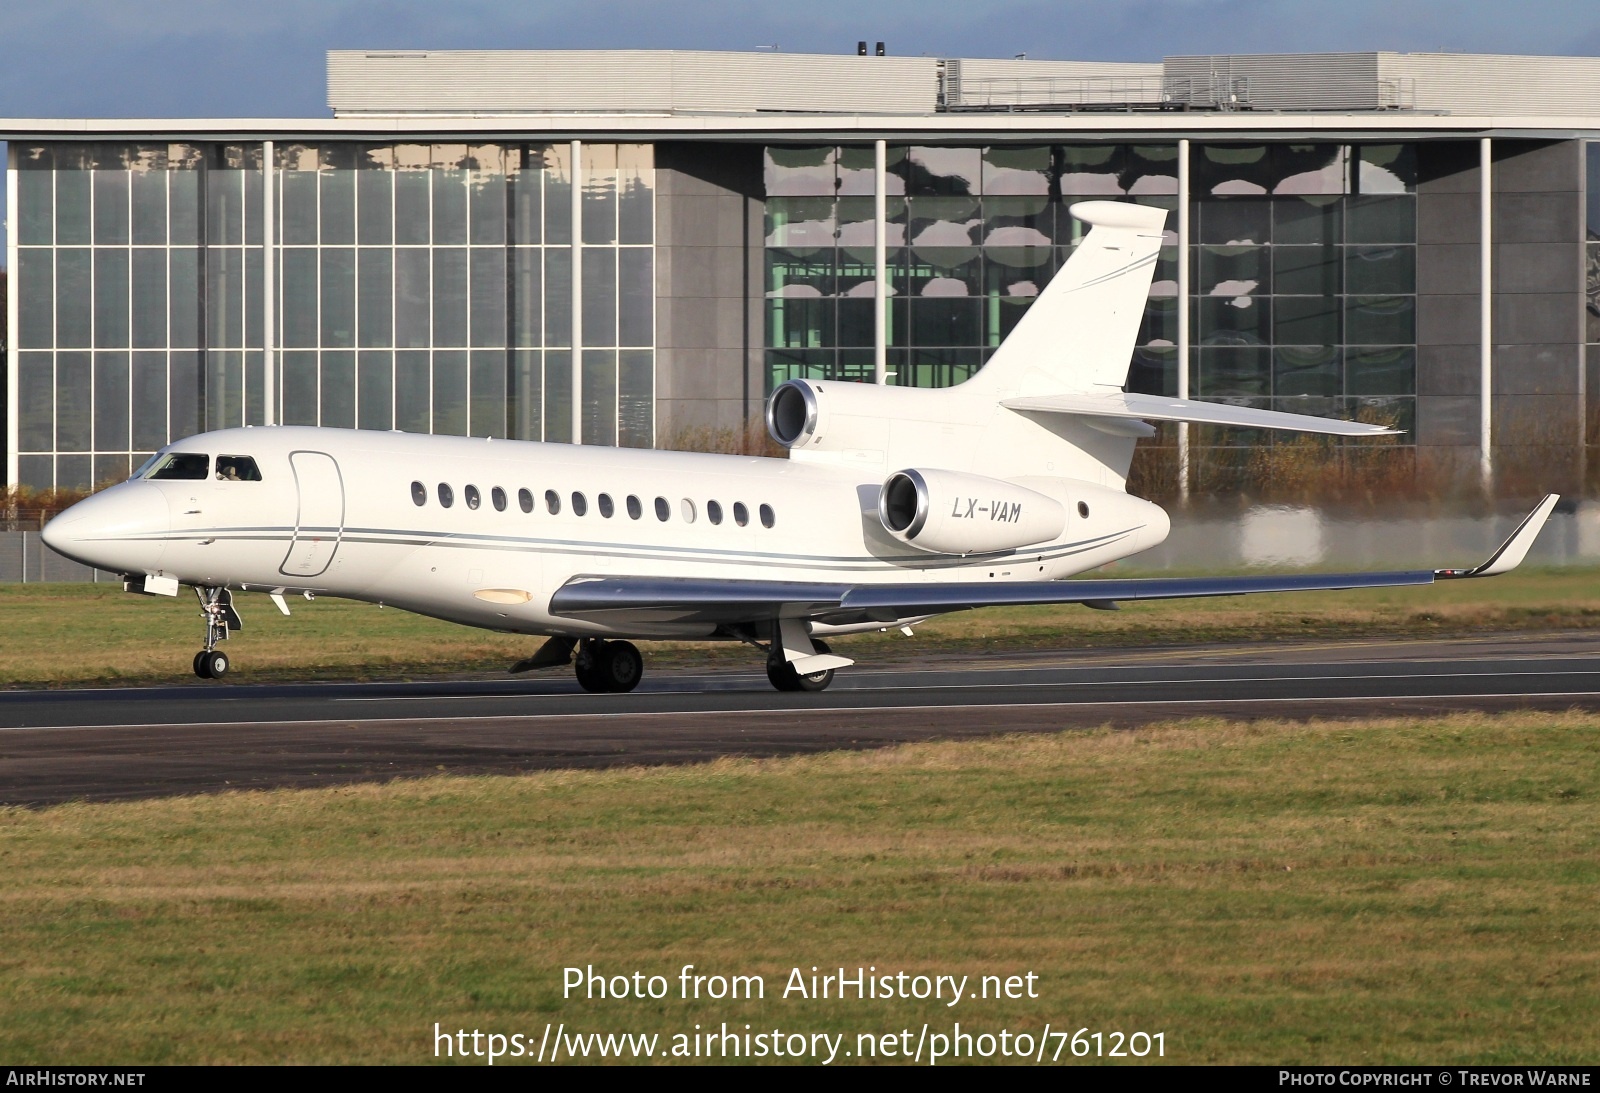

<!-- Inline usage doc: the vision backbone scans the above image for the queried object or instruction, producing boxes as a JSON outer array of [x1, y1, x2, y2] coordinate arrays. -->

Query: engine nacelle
[[767, 377, 940, 455], [878, 468, 1067, 555]]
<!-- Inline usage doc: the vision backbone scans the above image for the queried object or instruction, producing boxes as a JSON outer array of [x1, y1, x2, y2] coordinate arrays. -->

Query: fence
[[0, 532, 111, 583]]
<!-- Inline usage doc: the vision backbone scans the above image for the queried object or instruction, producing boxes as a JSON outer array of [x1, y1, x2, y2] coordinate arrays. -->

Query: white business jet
[[42, 201, 1558, 693]]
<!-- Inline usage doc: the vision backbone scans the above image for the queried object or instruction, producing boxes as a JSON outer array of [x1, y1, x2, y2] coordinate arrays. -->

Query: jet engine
[[877, 468, 1066, 555]]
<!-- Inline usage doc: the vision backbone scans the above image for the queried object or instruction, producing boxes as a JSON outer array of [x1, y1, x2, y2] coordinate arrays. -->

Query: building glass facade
[[9, 141, 654, 491], [1588, 142, 1600, 438], [763, 141, 1418, 445]]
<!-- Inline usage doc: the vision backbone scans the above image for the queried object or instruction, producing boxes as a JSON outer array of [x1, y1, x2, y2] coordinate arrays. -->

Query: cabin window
[[148, 452, 210, 480], [216, 455, 262, 482], [545, 489, 561, 515], [519, 488, 534, 513], [465, 485, 481, 510], [598, 493, 615, 518], [680, 498, 697, 523], [1078, 501, 1090, 518], [571, 492, 588, 517], [411, 481, 427, 506], [760, 503, 776, 529], [492, 486, 507, 512], [626, 495, 642, 520], [438, 483, 454, 508], [706, 500, 723, 525], [654, 496, 670, 522], [733, 502, 749, 527]]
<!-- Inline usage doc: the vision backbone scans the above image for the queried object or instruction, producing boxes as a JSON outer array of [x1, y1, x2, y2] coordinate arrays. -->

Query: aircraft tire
[[193, 651, 212, 679], [765, 639, 835, 693], [574, 642, 611, 693], [602, 641, 644, 693], [203, 650, 230, 679]]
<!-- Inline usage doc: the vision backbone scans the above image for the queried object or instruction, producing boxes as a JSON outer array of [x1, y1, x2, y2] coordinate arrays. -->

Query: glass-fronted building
[[9, 140, 655, 489], [6, 47, 1600, 494]]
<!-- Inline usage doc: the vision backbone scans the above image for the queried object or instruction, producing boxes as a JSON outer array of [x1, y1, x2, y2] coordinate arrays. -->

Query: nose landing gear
[[192, 586, 242, 679]]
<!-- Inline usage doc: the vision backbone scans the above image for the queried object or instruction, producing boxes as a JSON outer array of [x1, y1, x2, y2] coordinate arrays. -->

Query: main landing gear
[[192, 586, 242, 679], [573, 638, 644, 694], [766, 638, 836, 692]]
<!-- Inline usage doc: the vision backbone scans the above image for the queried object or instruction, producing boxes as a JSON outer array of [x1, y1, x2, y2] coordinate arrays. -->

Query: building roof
[[3, 49, 1600, 142]]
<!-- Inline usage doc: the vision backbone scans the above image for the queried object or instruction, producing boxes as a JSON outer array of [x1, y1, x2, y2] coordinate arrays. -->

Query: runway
[[3, 632, 1598, 807]]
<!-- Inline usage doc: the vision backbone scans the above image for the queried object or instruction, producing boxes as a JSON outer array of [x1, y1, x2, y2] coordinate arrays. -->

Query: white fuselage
[[46, 426, 1171, 640]]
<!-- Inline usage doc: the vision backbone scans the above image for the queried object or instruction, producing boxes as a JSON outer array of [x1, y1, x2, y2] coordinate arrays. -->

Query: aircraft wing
[[550, 495, 1560, 629]]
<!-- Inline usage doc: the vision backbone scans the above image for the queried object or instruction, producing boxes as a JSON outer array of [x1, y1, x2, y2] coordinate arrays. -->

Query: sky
[[2, 0, 1599, 258]]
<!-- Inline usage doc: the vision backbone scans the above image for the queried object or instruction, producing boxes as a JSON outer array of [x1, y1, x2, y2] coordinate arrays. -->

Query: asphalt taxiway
[[2, 632, 1597, 806]]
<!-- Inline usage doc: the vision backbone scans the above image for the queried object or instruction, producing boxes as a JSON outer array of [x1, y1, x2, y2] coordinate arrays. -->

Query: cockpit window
[[215, 455, 262, 482], [147, 452, 210, 480]]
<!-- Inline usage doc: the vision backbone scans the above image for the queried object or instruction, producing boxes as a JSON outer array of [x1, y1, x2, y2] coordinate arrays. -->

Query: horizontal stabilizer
[[1004, 392, 1399, 437]]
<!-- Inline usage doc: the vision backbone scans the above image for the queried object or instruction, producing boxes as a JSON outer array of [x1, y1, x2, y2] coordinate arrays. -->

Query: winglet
[[1436, 494, 1560, 579]]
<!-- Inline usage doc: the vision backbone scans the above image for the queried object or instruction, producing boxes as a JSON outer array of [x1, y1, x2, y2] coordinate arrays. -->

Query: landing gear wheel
[[193, 651, 212, 679], [575, 640, 647, 694], [202, 649, 230, 679], [766, 639, 835, 693], [601, 641, 644, 693]]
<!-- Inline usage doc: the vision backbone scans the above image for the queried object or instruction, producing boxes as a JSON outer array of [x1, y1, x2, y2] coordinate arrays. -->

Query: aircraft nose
[[41, 481, 171, 573]]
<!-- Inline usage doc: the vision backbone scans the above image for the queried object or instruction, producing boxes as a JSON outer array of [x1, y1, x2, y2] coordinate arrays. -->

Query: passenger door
[[279, 451, 345, 578]]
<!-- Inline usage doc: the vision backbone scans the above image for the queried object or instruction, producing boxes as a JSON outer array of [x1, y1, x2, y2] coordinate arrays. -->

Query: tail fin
[[961, 200, 1168, 399]]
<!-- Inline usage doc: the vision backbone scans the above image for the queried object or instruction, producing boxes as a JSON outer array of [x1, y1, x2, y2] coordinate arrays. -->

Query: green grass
[[5, 567, 1600, 687], [1, 712, 1596, 1064]]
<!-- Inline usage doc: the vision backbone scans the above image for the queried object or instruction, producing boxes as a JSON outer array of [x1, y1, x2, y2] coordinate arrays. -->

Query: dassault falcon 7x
[[42, 200, 1558, 693]]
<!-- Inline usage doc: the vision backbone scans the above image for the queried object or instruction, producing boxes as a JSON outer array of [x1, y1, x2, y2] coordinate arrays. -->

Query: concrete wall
[[1415, 139, 1586, 491], [653, 143, 765, 443]]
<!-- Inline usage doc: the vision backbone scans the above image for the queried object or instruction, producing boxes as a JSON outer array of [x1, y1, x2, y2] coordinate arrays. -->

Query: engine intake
[[878, 468, 1066, 555]]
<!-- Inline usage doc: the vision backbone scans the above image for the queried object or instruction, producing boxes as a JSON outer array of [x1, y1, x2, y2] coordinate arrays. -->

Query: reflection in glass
[[395, 350, 431, 433], [358, 351, 394, 431], [1199, 296, 1271, 345], [1274, 346, 1340, 396], [1347, 195, 1415, 244], [93, 353, 131, 452], [94, 249, 130, 348], [56, 352, 92, 450], [583, 350, 618, 446], [433, 350, 468, 435], [1346, 246, 1414, 295], [1345, 296, 1415, 345], [282, 351, 318, 426], [320, 350, 355, 428], [1346, 346, 1415, 395], [1357, 145, 1416, 194], [1275, 297, 1341, 345], [544, 349, 572, 444], [93, 170, 130, 244], [908, 147, 979, 196], [1273, 245, 1342, 296], [470, 350, 507, 439], [1199, 347, 1271, 396], [765, 146, 836, 197]]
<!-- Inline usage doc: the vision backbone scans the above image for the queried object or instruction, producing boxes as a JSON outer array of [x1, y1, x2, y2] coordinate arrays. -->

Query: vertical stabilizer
[[961, 200, 1168, 399]]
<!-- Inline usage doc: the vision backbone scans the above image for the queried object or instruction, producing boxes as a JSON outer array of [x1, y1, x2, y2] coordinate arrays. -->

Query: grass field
[[1, 712, 1595, 1064], [5, 566, 1600, 687]]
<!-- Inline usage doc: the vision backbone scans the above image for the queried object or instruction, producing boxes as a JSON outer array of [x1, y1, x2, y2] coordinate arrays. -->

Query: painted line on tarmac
[[7, 689, 1600, 734], [328, 665, 1600, 701]]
